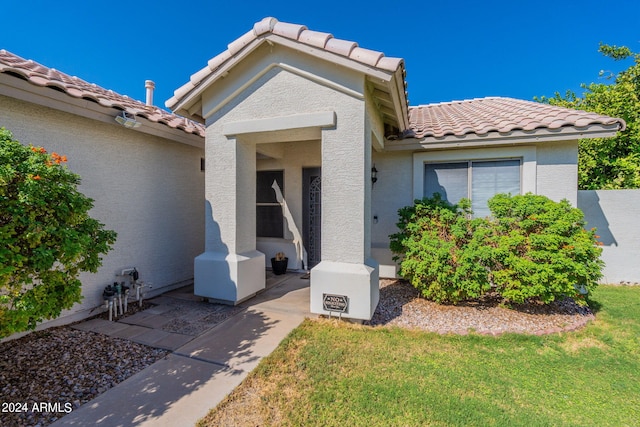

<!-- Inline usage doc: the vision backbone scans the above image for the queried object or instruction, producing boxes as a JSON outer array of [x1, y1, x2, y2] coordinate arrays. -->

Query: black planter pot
[[270, 257, 288, 275]]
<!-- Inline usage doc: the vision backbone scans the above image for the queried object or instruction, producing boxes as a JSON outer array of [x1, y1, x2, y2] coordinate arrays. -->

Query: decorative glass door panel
[[303, 168, 321, 269]]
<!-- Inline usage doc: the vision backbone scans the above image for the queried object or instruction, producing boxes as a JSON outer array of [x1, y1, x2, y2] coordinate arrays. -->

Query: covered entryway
[[166, 17, 409, 320]]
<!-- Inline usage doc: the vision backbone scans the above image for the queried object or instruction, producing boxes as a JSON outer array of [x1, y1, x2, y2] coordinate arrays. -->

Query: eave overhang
[[384, 123, 622, 152]]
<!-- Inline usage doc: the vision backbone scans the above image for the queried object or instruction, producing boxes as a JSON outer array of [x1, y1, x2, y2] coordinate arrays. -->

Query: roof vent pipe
[[145, 80, 155, 106]]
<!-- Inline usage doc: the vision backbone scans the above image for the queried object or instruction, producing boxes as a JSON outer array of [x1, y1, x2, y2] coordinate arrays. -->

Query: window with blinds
[[424, 159, 521, 217]]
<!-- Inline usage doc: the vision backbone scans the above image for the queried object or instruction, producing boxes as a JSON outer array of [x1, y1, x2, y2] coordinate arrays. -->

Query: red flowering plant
[[0, 127, 116, 337]]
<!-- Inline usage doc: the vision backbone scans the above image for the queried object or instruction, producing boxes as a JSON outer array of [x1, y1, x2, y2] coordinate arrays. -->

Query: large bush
[[0, 128, 117, 337], [389, 194, 492, 304], [486, 194, 603, 303], [390, 194, 603, 305]]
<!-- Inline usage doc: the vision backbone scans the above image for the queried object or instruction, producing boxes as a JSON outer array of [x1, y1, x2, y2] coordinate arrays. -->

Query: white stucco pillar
[[310, 112, 379, 320], [194, 134, 265, 303]]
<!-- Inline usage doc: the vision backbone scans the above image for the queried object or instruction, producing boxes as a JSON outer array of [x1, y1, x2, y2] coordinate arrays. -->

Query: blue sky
[[3, 0, 639, 110]]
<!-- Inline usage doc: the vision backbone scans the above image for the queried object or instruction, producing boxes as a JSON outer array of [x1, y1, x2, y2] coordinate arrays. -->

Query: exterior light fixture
[[371, 165, 378, 185], [114, 111, 141, 129]]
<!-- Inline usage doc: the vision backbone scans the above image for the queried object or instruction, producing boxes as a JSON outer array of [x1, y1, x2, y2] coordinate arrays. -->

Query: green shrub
[[389, 194, 493, 304], [390, 194, 603, 305], [0, 128, 117, 337], [486, 194, 603, 304]]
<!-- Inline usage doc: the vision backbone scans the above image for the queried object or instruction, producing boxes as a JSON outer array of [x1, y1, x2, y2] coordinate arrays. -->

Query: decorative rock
[[0, 327, 169, 426], [365, 280, 595, 336]]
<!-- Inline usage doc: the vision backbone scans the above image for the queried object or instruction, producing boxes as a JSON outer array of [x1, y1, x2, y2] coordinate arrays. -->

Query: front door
[[302, 167, 321, 269]]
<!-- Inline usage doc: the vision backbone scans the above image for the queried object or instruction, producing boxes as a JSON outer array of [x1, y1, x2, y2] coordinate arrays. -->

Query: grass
[[198, 286, 640, 426]]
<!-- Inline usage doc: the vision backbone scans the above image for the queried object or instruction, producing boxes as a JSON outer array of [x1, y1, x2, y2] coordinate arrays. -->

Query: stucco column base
[[310, 259, 380, 320], [194, 250, 265, 304]]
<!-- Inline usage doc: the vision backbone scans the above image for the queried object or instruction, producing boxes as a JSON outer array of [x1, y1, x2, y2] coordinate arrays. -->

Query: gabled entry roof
[[167, 17, 625, 146], [166, 17, 409, 130]]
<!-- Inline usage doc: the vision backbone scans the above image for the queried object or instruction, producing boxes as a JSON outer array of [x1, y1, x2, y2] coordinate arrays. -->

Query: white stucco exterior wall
[[1, 94, 205, 326], [321, 101, 367, 262], [370, 150, 414, 277], [578, 189, 640, 284], [202, 43, 364, 124], [536, 140, 578, 205]]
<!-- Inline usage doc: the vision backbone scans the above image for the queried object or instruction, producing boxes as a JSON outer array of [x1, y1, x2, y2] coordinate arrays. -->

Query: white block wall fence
[[578, 189, 640, 284]]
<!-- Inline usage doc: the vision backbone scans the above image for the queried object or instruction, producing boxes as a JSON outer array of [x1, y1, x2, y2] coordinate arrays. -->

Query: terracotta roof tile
[[407, 97, 626, 140], [272, 22, 307, 39], [0, 49, 205, 138], [324, 38, 358, 56], [299, 30, 333, 49], [166, 17, 404, 110]]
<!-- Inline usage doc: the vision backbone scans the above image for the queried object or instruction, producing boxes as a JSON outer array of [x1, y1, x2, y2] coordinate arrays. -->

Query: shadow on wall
[[577, 191, 617, 246], [196, 201, 232, 298], [272, 180, 308, 269]]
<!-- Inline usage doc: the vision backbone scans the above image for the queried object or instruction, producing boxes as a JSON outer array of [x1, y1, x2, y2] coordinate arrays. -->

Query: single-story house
[[0, 17, 625, 326]]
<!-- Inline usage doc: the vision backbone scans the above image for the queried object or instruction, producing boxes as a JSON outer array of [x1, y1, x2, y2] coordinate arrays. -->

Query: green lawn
[[199, 286, 640, 426]]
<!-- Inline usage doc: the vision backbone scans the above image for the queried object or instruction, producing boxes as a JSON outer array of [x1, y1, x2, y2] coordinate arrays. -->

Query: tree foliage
[[390, 194, 603, 305], [0, 128, 117, 337], [537, 44, 640, 189]]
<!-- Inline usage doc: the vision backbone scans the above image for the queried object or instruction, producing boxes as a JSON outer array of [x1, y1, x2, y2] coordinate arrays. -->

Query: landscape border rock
[[365, 279, 595, 336]]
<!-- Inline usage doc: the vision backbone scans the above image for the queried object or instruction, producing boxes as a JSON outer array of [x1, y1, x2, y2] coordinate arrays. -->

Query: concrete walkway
[[52, 273, 311, 426]]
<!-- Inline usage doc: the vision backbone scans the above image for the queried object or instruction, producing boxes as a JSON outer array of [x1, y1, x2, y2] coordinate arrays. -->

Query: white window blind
[[424, 159, 521, 217], [424, 162, 468, 205], [471, 160, 520, 217]]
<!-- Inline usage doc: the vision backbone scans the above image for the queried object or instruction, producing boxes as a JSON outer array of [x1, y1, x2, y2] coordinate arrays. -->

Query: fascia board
[[267, 34, 394, 82], [389, 67, 410, 129], [384, 125, 621, 152], [172, 38, 266, 117], [271, 33, 408, 129]]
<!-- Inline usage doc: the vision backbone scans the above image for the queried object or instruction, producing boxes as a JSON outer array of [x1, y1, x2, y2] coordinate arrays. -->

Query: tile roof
[[407, 97, 626, 140], [0, 49, 204, 138], [167, 18, 624, 142], [166, 17, 405, 111]]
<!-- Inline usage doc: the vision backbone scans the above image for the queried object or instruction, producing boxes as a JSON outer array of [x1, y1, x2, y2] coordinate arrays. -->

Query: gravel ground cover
[[0, 296, 244, 426], [0, 327, 169, 427], [366, 279, 594, 335]]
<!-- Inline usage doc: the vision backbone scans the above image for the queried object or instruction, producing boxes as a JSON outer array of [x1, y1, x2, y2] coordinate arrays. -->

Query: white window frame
[[413, 146, 537, 201]]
